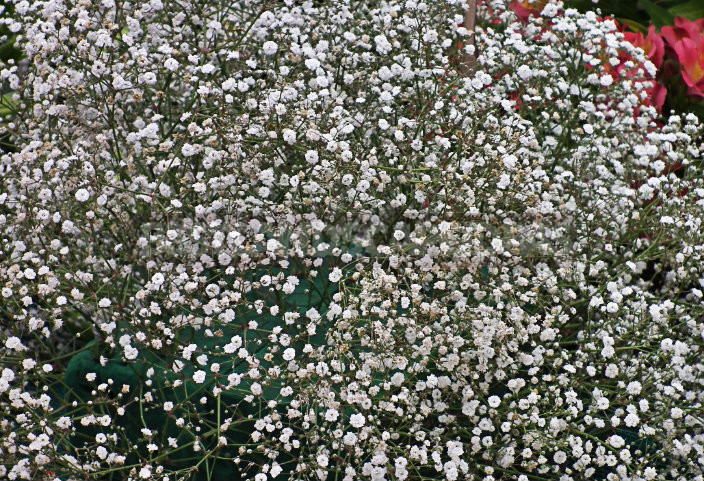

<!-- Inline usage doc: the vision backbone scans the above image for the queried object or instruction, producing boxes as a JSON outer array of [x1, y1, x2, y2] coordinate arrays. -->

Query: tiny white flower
[[142, 71, 157, 85], [553, 450, 567, 464], [350, 413, 365, 428], [305, 58, 321, 70], [328, 268, 343, 283], [343, 431, 357, 445], [75, 188, 90, 202], [305, 150, 319, 164], [608, 435, 625, 449], [517, 65, 532, 81], [325, 409, 339, 421], [200, 64, 216, 74], [596, 397, 610, 410], [542, 3, 559, 17], [5, 336, 25, 351], [164, 58, 179, 71], [624, 412, 640, 427], [282, 129, 297, 144], [262, 41, 278, 55], [22, 358, 36, 370], [181, 143, 198, 157], [391, 372, 404, 386], [626, 381, 642, 395]]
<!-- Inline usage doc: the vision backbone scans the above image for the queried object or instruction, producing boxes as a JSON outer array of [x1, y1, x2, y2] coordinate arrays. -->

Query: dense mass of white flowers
[[0, 0, 703, 480]]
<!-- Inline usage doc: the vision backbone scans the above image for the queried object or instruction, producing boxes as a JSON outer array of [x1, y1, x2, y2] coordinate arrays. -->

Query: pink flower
[[624, 25, 665, 69], [671, 37, 704, 98], [661, 18, 704, 98], [509, 0, 548, 22], [661, 17, 704, 47], [602, 23, 666, 111], [622, 25, 667, 111], [643, 81, 667, 111]]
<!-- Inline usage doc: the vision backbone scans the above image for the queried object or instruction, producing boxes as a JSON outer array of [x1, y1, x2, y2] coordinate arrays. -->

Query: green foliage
[[636, 0, 676, 28], [0, 2, 20, 153], [0, 2, 21, 64], [669, 0, 704, 20], [566, 0, 704, 27]]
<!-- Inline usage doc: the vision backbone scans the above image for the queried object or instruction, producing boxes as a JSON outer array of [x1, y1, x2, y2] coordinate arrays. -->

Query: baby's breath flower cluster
[[0, 1, 703, 481]]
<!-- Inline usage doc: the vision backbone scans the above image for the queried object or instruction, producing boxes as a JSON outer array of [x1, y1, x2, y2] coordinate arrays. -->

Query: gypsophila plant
[[0, 0, 703, 480]]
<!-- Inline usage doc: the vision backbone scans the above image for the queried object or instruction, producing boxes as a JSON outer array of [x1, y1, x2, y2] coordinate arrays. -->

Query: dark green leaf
[[616, 17, 648, 33], [638, 0, 677, 28], [669, 0, 704, 21], [0, 92, 16, 117]]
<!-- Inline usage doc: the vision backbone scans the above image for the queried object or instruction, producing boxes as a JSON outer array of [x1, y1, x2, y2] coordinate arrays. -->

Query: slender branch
[[463, 0, 478, 73]]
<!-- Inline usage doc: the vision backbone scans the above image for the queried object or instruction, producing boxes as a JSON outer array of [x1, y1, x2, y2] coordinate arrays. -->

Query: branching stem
[[463, 0, 478, 73]]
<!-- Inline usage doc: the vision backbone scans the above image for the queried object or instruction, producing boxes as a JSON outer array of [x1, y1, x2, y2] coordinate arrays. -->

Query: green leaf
[[616, 17, 648, 33], [116, 25, 129, 40], [682, 102, 704, 120], [638, 0, 676, 28], [0, 92, 16, 117], [669, 0, 704, 21]]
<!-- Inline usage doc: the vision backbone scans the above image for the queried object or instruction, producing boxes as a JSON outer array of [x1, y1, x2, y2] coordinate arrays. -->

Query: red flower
[[648, 82, 668, 110], [624, 25, 665, 69], [600, 22, 667, 111], [671, 37, 704, 98], [661, 17, 704, 47], [661, 17, 704, 98], [509, 0, 548, 22]]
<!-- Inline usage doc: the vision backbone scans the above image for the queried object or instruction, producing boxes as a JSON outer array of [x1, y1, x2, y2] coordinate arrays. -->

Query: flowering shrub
[[0, 1, 703, 481]]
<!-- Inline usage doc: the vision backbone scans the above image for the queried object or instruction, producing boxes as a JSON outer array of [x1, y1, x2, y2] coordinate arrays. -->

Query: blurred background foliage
[[0, 2, 19, 64]]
